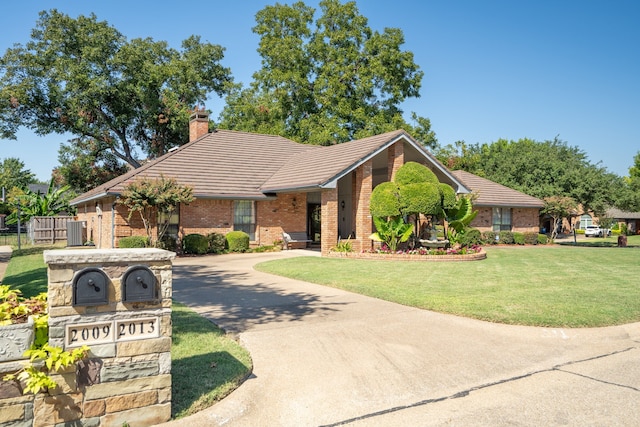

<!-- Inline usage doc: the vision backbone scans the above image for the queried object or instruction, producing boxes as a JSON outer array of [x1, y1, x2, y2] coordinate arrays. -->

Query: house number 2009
[[66, 317, 159, 347]]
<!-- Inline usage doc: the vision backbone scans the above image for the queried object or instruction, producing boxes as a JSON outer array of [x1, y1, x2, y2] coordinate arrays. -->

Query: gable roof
[[451, 170, 544, 208], [71, 129, 469, 206]]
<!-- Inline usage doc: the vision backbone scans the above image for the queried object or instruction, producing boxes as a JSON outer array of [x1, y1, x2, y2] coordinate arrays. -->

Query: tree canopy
[[435, 137, 623, 215], [0, 158, 35, 193], [616, 151, 640, 212], [0, 9, 233, 171], [219, 0, 436, 148]]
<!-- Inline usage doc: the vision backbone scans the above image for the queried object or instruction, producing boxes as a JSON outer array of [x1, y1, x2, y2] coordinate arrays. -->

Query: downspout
[[96, 203, 103, 249], [111, 200, 117, 248]]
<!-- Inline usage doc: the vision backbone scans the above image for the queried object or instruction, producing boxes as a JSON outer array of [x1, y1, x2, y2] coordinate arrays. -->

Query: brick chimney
[[189, 108, 209, 142]]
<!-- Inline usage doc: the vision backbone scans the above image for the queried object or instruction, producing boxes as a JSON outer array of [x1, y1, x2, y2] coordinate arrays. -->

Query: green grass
[[171, 301, 252, 419], [2, 246, 252, 420], [557, 233, 640, 248], [255, 244, 640, 328]]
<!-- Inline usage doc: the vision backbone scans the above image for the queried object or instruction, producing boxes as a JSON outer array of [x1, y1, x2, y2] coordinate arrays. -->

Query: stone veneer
[[0, 248, 175, 427]]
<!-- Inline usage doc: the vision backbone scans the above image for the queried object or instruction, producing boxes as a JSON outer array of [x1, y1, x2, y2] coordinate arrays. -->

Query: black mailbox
[[73, 268, 109, 306], [122, 265, 157, 302]]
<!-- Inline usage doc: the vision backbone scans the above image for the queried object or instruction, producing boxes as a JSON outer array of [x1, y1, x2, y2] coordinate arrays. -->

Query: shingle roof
[[71, 128, 469, 205], [261, 129, 407, 191], [607, 208, 640, 219], [451, 170, 544, 208], [71, 130, 314, 204]]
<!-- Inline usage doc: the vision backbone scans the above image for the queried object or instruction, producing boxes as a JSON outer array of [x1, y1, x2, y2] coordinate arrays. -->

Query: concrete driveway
[[162, 250, 640, 426]]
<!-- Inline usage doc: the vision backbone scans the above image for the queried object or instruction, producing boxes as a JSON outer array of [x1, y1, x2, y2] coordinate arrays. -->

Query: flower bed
[[328, 246, 486, 262]]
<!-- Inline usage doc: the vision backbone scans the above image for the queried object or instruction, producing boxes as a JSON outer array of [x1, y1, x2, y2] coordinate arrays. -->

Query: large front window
[[492, 208, 512, 231], [234, 200, 255, 240]]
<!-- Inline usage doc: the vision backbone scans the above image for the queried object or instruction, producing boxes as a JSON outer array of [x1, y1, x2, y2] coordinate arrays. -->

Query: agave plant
[[369, 216, 414, 252]]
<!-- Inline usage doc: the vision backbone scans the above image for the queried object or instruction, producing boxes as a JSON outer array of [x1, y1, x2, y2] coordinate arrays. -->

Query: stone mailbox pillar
[[41, 248, 175, 427]]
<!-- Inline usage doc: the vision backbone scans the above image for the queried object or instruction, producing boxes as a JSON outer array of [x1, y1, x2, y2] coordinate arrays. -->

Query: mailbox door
[[122, 265, 157, 302], [73, 268, 109, 306]]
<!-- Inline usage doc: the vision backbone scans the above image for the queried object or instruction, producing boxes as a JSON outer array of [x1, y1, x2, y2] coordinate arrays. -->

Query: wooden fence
[[27, 216, 75, 244]]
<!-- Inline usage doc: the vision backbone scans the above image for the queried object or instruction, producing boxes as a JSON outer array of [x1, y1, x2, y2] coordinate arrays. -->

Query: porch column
[[387, 141, 404, 181], [321, 188, 338, 256], [354, 160, 373, 253]]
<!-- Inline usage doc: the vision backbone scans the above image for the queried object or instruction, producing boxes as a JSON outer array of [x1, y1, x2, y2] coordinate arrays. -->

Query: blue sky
[[1, 1, 638, 181]]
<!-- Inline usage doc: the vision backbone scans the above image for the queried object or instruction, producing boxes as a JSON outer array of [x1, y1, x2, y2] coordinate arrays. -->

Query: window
[[579, 214, 593, 230], [492, 208, 512, 231], [158, 206, 180, 240], [234, 200, 255, 240]]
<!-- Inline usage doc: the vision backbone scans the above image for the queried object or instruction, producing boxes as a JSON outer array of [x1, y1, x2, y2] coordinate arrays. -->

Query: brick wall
[[470, 207, 541, 233], [353, 161, 373, 253], [321, 189, 338, 255], [387, 142, 404, 181]]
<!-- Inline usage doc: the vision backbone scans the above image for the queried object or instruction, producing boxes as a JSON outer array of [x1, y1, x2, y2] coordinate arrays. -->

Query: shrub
[[498, 231, 514, 244], [226, 231, 250, 252], [513, 232, 525, 245], [481, 231, 497, 245], [207, 232, 227, 254], [537, 234, 548, 245], [458, 228, 482, 247], [183, 234, 209, 255], [332, 237, 353, 252], [523, 232, 539, 245], [118, 236, 149, 248], [158, 235, 178, 252]]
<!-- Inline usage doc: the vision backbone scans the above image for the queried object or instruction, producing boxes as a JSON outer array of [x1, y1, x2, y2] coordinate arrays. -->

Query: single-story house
[[450, 170, 544, 233], [71, 113, 471, 255], [605, 208, 640, 234]]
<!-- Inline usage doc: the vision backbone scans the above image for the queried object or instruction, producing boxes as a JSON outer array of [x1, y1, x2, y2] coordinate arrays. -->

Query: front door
[[307, 203, 321, 243]]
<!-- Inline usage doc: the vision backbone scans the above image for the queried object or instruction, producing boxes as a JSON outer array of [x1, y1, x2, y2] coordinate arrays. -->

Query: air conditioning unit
[[67, 221, 86, 247]]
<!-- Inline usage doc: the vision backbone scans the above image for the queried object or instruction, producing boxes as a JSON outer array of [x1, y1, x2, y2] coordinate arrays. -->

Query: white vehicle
[[584, 225, 611, 237]]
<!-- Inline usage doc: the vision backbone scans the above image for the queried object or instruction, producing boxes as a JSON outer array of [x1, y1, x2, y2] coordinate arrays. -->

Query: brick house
[[451, 170, 544, 233], [70, 113, 470, 255]]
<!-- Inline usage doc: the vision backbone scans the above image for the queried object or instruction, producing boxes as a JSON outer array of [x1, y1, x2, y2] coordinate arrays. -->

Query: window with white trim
[[579, 214, 593, 230]]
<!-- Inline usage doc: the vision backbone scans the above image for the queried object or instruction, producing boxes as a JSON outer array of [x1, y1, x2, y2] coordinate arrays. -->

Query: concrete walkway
[[162, 250, 640, 427]]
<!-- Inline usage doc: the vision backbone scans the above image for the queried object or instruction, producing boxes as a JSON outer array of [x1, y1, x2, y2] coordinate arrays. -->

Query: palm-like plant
[[369, 216, 414, 252], [5, 179, 73, 224]]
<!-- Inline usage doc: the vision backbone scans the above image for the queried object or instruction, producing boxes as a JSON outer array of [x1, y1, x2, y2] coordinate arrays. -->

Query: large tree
[[219, 0, 436, 147], [435, 137, 622, 215], [0, 158, 35, 192], [0, 9, 233, 170], [616, 151, 640, 212]]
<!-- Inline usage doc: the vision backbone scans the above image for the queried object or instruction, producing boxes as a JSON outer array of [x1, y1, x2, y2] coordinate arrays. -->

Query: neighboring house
[[450, 170, 544, 233], [606, 208, 640, 234], [71, 113, 470, 255]]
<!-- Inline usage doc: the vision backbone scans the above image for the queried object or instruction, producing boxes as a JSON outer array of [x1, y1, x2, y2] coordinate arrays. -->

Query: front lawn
[[255, 245, 640, 328]]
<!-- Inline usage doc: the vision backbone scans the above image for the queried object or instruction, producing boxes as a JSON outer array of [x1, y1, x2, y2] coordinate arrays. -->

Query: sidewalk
[[0, 245, 12, 283]]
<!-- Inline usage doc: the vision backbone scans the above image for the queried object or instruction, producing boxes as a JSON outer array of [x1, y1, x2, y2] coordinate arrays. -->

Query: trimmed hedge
[[118, 236, 149, 248], [458, 228, 482, 247], [498, 231, 515, 244], [513, 232, 525, 245], [481, 231, 497, 244], [183, 233, 209, 255], [523, 232, 539, 245], [207, 232, 227, 254], [158, 235, 178, 252], [226, 231, 250, 253], [537, 234, 548, 245]]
